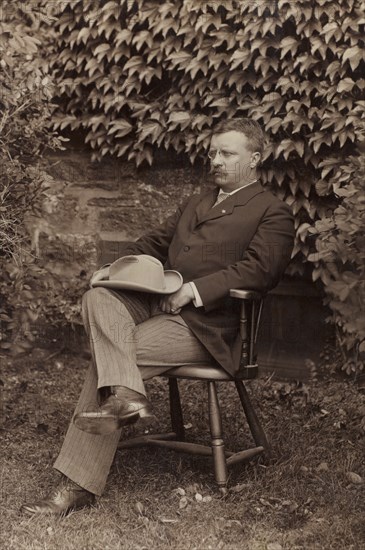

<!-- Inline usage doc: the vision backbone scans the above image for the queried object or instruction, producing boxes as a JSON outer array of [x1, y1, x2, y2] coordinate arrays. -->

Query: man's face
[[209, 130, 260, 191]]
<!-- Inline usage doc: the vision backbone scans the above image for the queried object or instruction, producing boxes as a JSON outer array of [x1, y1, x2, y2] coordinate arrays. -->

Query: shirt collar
[[217, 180, 258, 197]]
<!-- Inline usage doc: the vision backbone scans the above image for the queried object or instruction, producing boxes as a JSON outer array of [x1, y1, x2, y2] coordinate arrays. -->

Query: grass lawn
[[1, 348, 364, 550]]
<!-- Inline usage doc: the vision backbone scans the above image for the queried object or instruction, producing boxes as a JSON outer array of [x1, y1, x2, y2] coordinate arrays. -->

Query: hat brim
[[92, 270, 183, 294]]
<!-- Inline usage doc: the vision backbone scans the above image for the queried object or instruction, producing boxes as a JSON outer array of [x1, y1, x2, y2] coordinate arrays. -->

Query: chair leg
[[235, 380, 271, 457], [208, 381, 228, 494], [169, 378, 185, 441]]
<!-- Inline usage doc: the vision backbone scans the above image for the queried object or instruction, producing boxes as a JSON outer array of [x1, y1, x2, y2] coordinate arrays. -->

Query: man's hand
[[90, 266, 110, 288], [159, 283, 194, 314]]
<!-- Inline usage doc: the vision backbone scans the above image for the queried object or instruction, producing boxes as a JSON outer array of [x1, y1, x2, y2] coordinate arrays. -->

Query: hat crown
[[109, 255, 166, 290]]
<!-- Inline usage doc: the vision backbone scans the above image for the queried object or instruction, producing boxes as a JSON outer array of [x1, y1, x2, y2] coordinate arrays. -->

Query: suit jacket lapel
[[195, 181, 265, 226], [194, 188, 218, 224]]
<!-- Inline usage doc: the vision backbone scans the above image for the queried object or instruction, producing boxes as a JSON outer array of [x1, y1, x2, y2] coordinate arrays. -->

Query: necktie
[[212, 192, 230, 208]]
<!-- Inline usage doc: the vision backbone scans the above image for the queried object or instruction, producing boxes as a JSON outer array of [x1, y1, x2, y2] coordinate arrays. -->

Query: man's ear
[[250, 152, 261, 168]]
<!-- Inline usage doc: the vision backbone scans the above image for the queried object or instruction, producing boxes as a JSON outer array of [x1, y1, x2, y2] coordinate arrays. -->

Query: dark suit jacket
[[120, 181, 295, 376]]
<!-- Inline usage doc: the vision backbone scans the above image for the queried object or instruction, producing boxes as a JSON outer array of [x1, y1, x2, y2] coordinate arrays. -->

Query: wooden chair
[[119, 289, 270, 494]]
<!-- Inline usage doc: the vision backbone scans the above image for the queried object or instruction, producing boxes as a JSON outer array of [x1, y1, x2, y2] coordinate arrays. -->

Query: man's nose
[[211, 152, 223, 166]]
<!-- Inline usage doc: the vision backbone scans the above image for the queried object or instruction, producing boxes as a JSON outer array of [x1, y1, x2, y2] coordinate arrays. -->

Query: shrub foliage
[[308, 153, 365, 374], [0, 1, 63, 353]]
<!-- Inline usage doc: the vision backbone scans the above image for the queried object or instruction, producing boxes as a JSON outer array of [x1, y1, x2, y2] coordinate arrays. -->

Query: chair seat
[[166, 364, 234, 380], [166, 364, 259, 381]]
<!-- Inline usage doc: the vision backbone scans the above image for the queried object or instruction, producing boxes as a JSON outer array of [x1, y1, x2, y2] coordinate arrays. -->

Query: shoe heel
[[138, 409, 158, 430]]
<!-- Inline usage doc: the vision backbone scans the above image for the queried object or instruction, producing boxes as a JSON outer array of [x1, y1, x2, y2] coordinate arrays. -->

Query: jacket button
[[183, 245, 190, 252]]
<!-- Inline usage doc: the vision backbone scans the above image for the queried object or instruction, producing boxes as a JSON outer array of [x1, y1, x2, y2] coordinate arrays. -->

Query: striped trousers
[[53, 287, 212, 495]]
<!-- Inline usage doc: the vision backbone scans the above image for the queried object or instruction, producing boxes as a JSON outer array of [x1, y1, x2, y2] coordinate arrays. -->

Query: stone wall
[[39, 149, 211, 278]]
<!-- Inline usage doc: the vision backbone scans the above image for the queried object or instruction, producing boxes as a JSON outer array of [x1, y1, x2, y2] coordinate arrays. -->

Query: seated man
[[21, 118, 295, 516]]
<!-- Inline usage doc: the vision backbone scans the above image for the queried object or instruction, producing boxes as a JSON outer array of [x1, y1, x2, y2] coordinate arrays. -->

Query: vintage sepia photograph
[[1, 1, 364, 549]]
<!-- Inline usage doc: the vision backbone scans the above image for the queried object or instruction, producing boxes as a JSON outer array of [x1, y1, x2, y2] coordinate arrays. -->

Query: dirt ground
[[1, 348, 364, 550]]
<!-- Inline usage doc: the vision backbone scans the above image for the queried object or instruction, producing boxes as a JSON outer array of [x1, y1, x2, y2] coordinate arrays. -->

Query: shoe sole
[[74, 411, 141, 435], [20, 501, 94, 516]]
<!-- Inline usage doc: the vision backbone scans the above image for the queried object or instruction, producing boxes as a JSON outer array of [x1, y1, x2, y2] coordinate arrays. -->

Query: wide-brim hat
[[92, 254, 183, 294]]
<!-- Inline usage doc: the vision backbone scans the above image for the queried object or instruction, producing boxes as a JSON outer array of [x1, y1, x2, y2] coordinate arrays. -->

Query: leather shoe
[[73, 386, 157, 435], [20, 478, 95, 516]]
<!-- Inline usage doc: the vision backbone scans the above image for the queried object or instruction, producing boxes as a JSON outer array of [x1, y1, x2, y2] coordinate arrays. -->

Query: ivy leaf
[[293, 141, 305, 157], [277, 75, 298, 94], [195, 14, 222, 33], [114, 138, 133, 157], [168, 111, 190, 124], [230, 49, 251, 70], [266, 117, 282, 134], [315, 179, 331, 196], [147, 45, 163, 64], [191, 114, 213, 131], [115, 29, 133, 47], [299, 179, 312, 198], [123, 56, 144, 75], [342, 46, 363, 71], [297, 223, 312, 243], [325, 60, 342, 81], [93, 43, 110, 57], [101, 1, 120, 15], [212, 66, 230, 88], [132, 31, 153, 52], [89, 115, 107, 133], [58, 12, 75, 34], [186, 58, 208, 78], [138, 120, 163, 142], [167, 51, 192, 69], [84, 57, 101, 78], [310, 36, 328, 59], [280, 37, 298, 58], [108, 120, 133, 138], [76, 27, 90, 45]]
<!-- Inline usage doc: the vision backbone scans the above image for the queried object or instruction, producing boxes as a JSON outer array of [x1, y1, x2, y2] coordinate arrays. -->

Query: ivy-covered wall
[[50, 0, 363, 270], [46, 0, 364, 370]]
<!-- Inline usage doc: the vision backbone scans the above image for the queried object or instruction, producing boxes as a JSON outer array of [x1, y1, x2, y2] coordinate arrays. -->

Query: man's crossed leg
[[21, 287, 212, 515]]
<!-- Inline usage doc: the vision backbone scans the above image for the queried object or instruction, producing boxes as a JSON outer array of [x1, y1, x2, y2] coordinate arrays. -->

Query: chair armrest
[[230, 289, 264, 301]]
